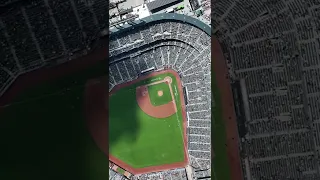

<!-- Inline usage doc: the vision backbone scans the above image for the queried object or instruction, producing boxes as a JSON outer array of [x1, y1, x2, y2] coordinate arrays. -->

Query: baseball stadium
[[107, 13, 213, 179]]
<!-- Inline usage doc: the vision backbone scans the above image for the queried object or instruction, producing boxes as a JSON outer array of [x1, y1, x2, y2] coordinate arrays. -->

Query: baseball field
[[0, 48, 109, 180], [109, 70, 188, 174]]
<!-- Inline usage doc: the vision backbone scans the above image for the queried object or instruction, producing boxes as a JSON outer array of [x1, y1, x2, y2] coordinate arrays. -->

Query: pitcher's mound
[[158, 90, 163, 97]]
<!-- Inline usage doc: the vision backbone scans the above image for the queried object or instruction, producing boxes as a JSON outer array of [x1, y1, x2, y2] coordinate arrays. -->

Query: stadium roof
[[110, 13, 211, 36], [146, 0, 181, 11]]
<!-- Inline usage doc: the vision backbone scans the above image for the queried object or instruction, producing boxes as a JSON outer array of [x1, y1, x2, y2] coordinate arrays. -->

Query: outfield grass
[[109, 73, 185, 169], [211, 72, 231, 180], [0, 60, 109, 180]]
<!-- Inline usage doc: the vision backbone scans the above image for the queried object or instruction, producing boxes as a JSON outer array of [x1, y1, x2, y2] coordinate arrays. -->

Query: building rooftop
[[146, 0, 181, 11]]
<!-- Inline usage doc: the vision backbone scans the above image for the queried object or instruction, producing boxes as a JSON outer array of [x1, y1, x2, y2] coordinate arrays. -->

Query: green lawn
[[0, 60, 109, 180], [109, 72, 185, 169], [211, 72, 231, 180], [148, 82, 172, 106]]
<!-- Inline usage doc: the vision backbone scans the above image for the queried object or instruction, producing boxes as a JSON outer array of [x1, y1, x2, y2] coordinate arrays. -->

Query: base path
[[212, 37, 243, 180], [136, 76, 176, 118], [109, 69, 189, 175]]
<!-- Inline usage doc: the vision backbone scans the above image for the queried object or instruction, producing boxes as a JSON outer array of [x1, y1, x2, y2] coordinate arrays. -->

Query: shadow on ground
[[108, 77, 167, 167], [108, 77, 163, 150], [84, 75, 142, 160], [108, 78, 144, 153]]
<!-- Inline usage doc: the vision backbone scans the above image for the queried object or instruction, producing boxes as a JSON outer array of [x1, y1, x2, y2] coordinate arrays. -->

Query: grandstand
[[214, 0, 320, 179], [0, 0, 107, 97], [109, 13, 211, 179]]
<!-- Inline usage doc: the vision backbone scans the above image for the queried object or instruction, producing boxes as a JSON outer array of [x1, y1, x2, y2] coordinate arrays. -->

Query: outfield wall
[[231, 80, 248, 139]]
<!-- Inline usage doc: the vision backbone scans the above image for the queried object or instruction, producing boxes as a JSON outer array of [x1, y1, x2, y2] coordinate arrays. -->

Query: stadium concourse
[[214, 0, 320, 179], [109, 13, 211, 180]]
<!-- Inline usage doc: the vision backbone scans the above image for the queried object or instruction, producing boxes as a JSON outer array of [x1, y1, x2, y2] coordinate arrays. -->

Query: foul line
[[144, 76, 184, 143]]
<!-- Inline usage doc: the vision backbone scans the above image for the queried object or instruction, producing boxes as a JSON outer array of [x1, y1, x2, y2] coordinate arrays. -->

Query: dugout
[[140, 67, 155, 76], [231, 80, 247, 138], [183, 86, 188, 105]]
